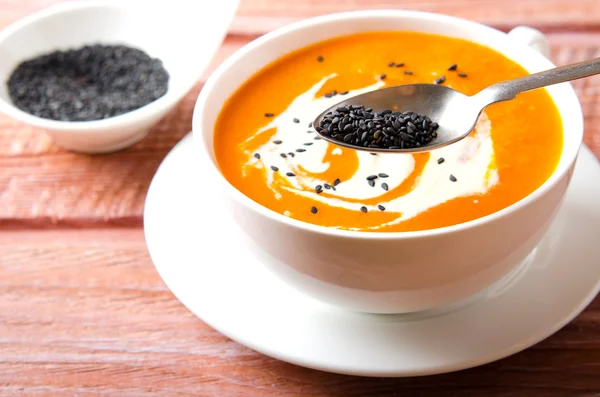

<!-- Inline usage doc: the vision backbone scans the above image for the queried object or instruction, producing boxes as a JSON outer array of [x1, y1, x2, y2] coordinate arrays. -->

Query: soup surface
[[214, 32, 563, 232]]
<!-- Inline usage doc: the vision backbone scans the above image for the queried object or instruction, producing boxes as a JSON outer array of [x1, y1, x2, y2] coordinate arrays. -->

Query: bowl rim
[[0, 0, 209, 131], [193, 9, 584, 240]]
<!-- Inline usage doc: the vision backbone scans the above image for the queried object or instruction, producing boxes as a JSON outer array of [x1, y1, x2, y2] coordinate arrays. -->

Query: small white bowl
[[193, 11, 584, 314], [0, 0, 238, 153]]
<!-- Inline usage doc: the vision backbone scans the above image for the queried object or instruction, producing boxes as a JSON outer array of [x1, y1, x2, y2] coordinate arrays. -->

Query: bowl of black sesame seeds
[[0, 0, 238, 153]]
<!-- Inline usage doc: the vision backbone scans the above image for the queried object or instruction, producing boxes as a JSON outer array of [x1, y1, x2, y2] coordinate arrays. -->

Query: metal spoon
[[313, 57, 600, 153]]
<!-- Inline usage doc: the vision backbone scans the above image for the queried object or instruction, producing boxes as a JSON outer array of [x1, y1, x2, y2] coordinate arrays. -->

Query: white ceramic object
[[507, 26, 552, 58], [144, 134, 600, 377], [193, 11, 584, 313], [0, 0, 238, 153]]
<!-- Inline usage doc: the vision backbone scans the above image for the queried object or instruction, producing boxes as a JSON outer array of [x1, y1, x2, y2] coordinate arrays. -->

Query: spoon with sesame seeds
[[313, 57, 600, 153]]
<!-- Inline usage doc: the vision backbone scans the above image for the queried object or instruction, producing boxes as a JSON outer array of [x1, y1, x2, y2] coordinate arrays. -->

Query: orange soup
[[214, 32, 563, 232]]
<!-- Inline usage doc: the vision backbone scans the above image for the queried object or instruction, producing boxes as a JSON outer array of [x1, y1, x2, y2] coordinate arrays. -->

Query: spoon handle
[[474, 57, 600, 105]]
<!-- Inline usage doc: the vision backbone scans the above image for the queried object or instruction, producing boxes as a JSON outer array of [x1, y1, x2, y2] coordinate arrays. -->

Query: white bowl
[[193, 11, 583, 314], [0, 0, 238, 153]]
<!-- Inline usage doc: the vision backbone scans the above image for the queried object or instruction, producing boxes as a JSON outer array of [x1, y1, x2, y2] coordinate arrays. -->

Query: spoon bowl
[[313, 57, 600, 153], [313, 83, 476, 153]]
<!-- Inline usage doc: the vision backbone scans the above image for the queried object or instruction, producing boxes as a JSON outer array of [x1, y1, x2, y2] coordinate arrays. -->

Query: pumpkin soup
[[214, 32, 563, 232]]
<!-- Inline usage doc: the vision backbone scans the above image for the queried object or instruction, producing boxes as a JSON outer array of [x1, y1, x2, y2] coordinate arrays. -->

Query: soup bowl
[[192, 11, 583, 314]]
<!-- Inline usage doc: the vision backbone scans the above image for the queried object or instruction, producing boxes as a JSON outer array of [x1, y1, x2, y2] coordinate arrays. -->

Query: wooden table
[[1, 1, 599, 395]]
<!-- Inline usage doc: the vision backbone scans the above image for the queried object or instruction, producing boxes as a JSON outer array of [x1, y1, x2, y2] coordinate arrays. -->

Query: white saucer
[[144, 134, 600, 377]]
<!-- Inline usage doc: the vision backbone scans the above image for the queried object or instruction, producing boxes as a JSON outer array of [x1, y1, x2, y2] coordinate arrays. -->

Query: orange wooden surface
[[0, 1, 599, 395]]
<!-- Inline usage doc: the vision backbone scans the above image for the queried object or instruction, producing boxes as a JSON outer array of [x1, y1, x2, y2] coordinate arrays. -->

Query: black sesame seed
[[308, 122, 313, 128], [339, 91, 349, 95], [360, 206, 368, 213], [296, 148, 306, 152], [316, 105, 439, 149], [381, 182, 389, 191], [448, 64, 458, 71], [315, 184, 322, 192], [378, 173, 389, 178], [366, 175, 378, 180], [333, 178, 341, 186], [286, 172, 295, 177], [377, 204, 386, 211], [265, 113, 275, 117], [396, 62, 405, 67], [324, 183, 331, 190], [458, 73, 468, 78], [368, 179, 375, 187], [380, 74, 387, 80], [404, 71, 413, 75], [317, 56, 324, 62], [288, 152, 295, 157], [254, 153, 260, 159], [293, 118, 300, 123], [324, 92, 332, 98], [388, 62, 395, 67], [311, 206, 318, 214], [437, 157, 445, 164], [7, 44, 169, 122], [280, 153, 287, 158], [271, 166, 279, 171], [314, 136, 321, 140], [307, 130, 313, 133], [400, 132, 413, 141], [304, 142, 313, 146], [450, 174, 457, 182], [370, 153, 377, 156], [273, 140, 282, 144], [434, 76, 446, 85]]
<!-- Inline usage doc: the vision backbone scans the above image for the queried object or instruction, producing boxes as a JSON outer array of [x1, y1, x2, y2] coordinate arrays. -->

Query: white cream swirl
[[242, 75, 498, 230]]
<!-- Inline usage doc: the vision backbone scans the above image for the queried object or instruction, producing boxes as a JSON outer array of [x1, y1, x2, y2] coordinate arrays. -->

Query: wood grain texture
[[0, 230, 599, 397], [2, 0, 600, 35], [1, 0, 599, 395]]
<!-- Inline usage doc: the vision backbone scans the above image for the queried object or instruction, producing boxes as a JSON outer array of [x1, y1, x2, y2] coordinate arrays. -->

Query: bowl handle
[[508, 26, 551, 58]]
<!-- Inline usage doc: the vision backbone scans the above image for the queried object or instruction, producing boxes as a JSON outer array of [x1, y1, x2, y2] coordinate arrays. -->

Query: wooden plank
[[0, 33, 599, 228], [0, 152, 161, 228], [0, 230, 598, 396], [233, 0, 600, 36], [552, 34, 600, 157], [1, 0, 600, 36]]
